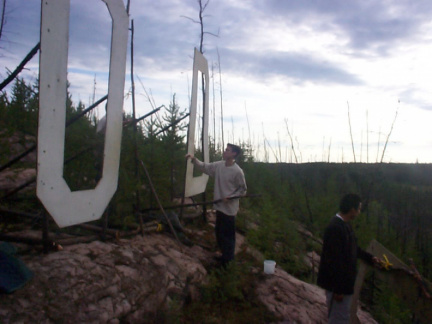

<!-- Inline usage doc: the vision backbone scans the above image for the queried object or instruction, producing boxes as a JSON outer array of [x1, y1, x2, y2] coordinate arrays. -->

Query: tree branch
[[0, 42, 40, 91]]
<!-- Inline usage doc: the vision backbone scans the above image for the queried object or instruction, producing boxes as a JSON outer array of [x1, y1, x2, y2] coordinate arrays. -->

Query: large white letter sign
[[37, 0, 128, 228], [184, 48, 210, 197]]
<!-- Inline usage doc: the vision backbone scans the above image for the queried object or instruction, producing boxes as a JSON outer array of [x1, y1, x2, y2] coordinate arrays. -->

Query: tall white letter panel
[[184, 49, 210, 198], [37, 0, 128, 227]]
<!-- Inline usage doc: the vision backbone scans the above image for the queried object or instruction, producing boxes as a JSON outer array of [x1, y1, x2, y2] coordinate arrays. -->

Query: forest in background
[[1, 78, 432, 323]]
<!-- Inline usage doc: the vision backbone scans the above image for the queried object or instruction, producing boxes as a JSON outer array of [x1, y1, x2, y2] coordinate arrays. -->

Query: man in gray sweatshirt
[[186, 143, 247, 265]]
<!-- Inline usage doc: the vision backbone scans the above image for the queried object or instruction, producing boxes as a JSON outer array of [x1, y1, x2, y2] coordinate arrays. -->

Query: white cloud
[[2, 0, 432, 163]]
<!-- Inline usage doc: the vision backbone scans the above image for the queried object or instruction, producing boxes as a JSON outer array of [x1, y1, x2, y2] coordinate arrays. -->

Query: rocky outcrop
[[1, 132, 37, 164], [257, 268, 377, 323], [0, 234, 209, 323], [0, 227, 378, 323], [0, 131, 36, 193], [0, 168, 36, 192]]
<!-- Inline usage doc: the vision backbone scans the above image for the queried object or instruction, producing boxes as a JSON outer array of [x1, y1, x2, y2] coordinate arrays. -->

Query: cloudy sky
[[2, 0, 432, 163]]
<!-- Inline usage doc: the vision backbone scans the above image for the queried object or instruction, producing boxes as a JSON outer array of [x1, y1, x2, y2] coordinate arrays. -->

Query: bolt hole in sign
[[37, 0, 128, 227]]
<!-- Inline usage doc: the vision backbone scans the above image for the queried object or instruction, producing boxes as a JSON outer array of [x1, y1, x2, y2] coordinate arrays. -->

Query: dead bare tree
[[126, 0, 131, 15], [211, 62, 216, 149], [136, 74, 157, 110], [375, 126, 382, 163], [296, 137, 303, 163], [0, 42, 40, 91], [0, 0, 6, 41], [261, 123, 269, 162], [198, 0, 208, 53], [284, 118, 299, 164], [231, 116, 235, 144], [181, 0, 219, 54], [380, 103, 399, 163], [129, 17, 146, 234], [322, 136, 325, 162], [244, 101, 251, 149], [217, 48, 224, 151], [277, 132, 282, 163], [347, 101, 357, 162], [366, 110, 369, 163], [262, 125, 278, 163]]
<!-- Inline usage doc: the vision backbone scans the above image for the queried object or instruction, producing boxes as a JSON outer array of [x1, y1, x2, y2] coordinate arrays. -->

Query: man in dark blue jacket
[[317, 193, 380, 323]]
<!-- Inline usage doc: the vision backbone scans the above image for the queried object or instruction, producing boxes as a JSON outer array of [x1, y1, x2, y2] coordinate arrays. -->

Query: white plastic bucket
[[264, 260, 276, 274]]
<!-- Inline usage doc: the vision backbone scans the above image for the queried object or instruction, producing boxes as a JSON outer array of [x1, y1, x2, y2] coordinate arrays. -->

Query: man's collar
[[336, 213, 345, 222], [225, 159, 235, 166]]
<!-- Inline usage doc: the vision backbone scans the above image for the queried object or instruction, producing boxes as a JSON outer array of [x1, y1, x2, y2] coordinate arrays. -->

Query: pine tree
[[7, 78, 38, 134], [160, 94, 187, 199]]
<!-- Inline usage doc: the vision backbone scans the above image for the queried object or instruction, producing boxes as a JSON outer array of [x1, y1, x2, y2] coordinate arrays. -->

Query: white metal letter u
[[37, 0, 128, 227]]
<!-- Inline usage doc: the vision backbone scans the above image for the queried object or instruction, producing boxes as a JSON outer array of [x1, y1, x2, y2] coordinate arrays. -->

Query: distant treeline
[[2, 76, 431, 323], [240, 161, 432, 281]]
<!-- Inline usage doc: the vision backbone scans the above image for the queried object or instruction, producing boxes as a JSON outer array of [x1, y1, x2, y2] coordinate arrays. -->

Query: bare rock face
[[0, 229, 378, 323], [0, 132, 37, 193], [257, 268, 378, 324], [0, 168, 36, 192], [0, 234, 209, 323], [0, 132, 36, 165], [5, 133, 37, 162]]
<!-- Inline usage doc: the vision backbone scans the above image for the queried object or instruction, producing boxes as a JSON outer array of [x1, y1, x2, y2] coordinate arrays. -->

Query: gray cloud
[[218, 48, 363, 86], [399, 88, 432, 112], [253, 0, 432, 55], [0, 2, 427, 102]]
